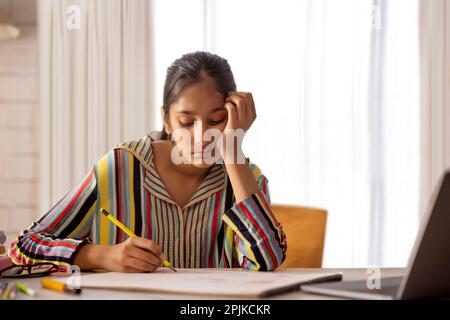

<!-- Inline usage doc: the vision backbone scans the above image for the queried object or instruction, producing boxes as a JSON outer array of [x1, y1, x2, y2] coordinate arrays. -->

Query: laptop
[[301, 170, 450, 300]]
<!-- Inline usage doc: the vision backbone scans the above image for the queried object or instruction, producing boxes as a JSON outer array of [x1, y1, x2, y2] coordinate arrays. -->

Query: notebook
[[77, 268, 343, 298]]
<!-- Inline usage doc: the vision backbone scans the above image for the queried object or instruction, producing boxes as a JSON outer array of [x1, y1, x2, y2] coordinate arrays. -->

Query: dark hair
[[161, 51, 237, 140]]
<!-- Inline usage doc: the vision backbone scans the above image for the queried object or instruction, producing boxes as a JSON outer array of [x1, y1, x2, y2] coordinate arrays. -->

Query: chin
[[191, 160, 215, 169]]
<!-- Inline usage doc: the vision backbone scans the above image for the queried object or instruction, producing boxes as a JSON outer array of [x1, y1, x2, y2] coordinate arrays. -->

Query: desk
[[10, 268, 405, 300]]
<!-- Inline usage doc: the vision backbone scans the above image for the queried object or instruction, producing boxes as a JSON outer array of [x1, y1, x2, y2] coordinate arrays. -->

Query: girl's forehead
[[181, 79, 223, 99], [173, 81, 226, 115]]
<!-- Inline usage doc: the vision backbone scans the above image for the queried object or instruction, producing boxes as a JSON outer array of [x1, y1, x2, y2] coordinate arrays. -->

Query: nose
[[192, 121, 217, 151]]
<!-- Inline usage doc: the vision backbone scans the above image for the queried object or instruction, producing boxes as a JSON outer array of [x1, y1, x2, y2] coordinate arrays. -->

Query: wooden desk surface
[[7, 268, 405, 300]]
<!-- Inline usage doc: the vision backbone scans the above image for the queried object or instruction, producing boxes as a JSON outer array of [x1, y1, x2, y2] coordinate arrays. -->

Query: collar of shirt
[[115, 133, 228, 210]]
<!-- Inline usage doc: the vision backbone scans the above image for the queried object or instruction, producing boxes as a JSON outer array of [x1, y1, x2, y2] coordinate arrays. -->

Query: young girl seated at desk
[[8, 51, 287, 273]]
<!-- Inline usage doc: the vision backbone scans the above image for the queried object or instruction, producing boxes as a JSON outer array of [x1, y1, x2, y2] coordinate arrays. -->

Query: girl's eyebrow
[[177, 107, 226, 115]]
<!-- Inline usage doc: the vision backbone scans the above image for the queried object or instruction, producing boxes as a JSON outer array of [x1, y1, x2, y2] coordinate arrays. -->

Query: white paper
[[78, 268, 342, 297]]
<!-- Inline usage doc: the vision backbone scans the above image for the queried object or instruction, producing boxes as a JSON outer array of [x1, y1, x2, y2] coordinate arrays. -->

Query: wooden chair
[[272, 205, 327, 268]]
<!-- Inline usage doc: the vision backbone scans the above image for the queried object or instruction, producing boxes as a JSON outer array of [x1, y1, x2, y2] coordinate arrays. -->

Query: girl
[[8, 51, 287, 273]]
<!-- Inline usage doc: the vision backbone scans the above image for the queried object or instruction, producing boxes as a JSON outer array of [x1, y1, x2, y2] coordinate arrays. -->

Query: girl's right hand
[[74, 237, 165, 273], [103, 237, 165, 273]]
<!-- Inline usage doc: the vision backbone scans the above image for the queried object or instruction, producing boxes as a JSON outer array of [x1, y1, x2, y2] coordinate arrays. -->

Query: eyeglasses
[[0, 262, 59, 278]]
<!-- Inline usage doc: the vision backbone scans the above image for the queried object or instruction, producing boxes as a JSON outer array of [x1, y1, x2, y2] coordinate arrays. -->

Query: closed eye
[[209, 119, 225, 125], [179, 121, 194, 127]]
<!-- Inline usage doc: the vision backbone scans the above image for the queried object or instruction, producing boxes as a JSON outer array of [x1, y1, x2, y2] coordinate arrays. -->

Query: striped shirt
[[8, 134, 287, 272]]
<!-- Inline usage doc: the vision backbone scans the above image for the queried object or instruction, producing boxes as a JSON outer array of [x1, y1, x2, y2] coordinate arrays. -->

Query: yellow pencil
[[100, 208, 176, 272]]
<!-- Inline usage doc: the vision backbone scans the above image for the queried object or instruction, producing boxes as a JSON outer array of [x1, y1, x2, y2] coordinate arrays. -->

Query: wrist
[[96, 244, 111, 270], [223, 157, 259, 203], [73, 243, 110, 271], [222, 147, 246, 165]]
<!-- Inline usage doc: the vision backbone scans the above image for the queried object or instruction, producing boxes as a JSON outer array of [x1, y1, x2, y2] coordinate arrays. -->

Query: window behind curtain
[[151, 0, 420, 267]]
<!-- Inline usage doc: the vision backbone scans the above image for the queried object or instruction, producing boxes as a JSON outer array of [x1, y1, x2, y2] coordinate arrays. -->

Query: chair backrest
[[272, 205, 327, 268]]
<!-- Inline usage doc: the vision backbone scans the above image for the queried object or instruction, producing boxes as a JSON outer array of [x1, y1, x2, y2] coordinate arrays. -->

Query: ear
[[160, 106, 172, 135]]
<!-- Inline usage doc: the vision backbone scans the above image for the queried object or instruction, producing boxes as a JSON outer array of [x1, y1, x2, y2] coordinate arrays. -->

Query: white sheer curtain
[[419, 0, 450, 217], [152, 0, 420, 267], [38, 0, 421, 267], [38, 0, 155, 213], [377, 0, 420, 266]]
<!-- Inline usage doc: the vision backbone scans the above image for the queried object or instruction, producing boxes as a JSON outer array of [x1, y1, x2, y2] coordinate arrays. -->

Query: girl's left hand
[[219, 91, 256, 163], [224, 91, 257, 131]]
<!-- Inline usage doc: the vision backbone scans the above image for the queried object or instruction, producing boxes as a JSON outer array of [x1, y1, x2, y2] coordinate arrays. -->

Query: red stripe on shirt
[[47, 170, 94, 231], [237, 200, 277, 265]]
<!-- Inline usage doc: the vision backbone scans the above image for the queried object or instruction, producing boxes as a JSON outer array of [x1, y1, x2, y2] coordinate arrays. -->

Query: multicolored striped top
[[8, 134, 287, 272]]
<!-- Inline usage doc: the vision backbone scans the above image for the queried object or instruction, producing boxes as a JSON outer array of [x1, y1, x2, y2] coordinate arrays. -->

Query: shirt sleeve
[[8, 167, 98, 272], [221, 164, 287, 271]]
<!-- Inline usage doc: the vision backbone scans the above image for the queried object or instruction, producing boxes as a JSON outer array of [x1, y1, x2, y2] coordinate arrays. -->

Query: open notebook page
[[76, 268, 342, 298]]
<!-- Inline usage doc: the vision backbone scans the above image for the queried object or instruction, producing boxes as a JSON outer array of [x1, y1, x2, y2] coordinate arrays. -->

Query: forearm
[[225, 158, 259, 203], [72, 243, 110, 271], [223, 159, 287, 271]]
